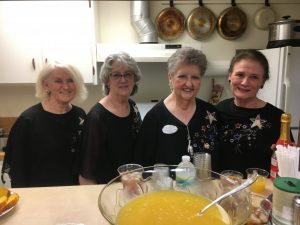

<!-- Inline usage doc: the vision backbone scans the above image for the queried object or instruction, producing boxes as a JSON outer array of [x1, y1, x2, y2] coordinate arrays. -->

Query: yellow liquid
[[251, 176, 266, 193], [117, 191, 232, 225]]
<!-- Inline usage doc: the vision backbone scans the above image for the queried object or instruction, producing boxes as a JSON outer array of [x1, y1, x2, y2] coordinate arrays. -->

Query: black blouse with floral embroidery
[[216, 98, 285, 176], [80, 99, 142, 184], [134, 98, 220, 171]]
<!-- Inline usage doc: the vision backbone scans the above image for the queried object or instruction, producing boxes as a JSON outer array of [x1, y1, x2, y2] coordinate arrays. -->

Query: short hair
[[99, 52, 142, 96], [35, 62, 88, 102], [168, 47, 207, 77], [229, 49, 270, 81]]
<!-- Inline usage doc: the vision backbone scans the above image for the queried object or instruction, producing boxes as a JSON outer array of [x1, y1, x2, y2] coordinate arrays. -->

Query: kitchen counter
[[1, 185, 110, 225], [1, 180, 273, 225]]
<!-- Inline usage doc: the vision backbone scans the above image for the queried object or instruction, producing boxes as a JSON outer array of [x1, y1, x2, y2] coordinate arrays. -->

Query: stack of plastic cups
[[193, 152, 212, 179]]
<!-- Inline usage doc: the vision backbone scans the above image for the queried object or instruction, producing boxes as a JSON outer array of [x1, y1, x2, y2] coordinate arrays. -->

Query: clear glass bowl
[[98, 165, 252, 225]]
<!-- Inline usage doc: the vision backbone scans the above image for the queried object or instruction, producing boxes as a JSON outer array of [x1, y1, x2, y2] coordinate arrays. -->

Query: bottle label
[[271, 157, 278, 166], [270, 170, 277, 179]]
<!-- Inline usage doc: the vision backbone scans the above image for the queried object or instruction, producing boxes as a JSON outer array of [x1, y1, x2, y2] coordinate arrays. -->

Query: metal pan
[[254, 0, 276, 30], [217, 2, 247, 40], [186, 4, 216, 40], [155, 1, 185, 41]]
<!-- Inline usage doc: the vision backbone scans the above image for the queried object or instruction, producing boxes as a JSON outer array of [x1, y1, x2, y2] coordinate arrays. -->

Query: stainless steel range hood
[[96, 43, 230, 76], [96, 43, 200, 62]]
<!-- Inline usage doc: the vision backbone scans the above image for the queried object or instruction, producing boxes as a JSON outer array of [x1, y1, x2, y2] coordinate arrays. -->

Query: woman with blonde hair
[[2, 61, 87, 187]]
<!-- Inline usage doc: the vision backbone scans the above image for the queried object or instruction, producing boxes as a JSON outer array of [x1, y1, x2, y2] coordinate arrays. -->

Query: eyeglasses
[[110, 71, 134, 80]]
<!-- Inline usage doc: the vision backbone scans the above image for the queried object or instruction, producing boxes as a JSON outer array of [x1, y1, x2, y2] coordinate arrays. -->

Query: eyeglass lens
[[110, 72, 134, 80]]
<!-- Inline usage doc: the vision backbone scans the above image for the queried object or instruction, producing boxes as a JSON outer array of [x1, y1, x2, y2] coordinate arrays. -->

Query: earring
[[45, 90, 51, 96], [228, 80, 231, 83], [169, 82, 173, 92]]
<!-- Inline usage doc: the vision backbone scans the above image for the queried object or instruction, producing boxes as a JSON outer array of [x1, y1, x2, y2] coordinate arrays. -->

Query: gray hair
[[99, 52, 142, 96], [35, 62, 88, 102], [168, 47, 207, 77]]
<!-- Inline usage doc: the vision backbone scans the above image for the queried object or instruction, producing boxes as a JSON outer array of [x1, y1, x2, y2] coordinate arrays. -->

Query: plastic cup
[[221, 170, 244, 185], [117, 163, 143, 175], [193, 152, 211, 179], [246, 168, 269, 193], [116, 164, 145, 206], [117, 164, 144, 190]]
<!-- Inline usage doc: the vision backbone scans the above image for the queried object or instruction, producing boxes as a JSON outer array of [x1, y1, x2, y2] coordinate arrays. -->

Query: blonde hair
[[35, 62, 88, 102]]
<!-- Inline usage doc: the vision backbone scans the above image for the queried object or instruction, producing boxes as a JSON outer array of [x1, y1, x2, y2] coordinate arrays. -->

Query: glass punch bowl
[[98, 165, 252, 225]]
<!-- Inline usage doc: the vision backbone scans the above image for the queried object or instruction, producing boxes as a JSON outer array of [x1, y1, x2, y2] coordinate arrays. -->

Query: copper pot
[[217, 4, 247, 40], [186, 5, 216, 40], [155, 3, 185, 41]]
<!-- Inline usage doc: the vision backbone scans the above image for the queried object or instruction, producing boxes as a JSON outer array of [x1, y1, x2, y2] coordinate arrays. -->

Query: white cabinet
[[0, 1, 97, 84]]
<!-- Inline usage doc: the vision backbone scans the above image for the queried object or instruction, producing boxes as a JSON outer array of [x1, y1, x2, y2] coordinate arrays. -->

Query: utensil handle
[[198, 173, 258, 216]]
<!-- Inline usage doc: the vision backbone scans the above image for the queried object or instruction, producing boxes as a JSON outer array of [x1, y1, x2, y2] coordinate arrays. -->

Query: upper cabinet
[[0, 1, 97, 84]]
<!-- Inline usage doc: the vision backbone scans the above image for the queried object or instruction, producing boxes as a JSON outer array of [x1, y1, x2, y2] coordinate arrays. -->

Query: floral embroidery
[[205, 111, 217, 124], [220, 114, 271, 153], [79, 117, 85, 125], [250, 114, 266, 129], [190, 111, 218, 153], [131, 103, 142, 138]]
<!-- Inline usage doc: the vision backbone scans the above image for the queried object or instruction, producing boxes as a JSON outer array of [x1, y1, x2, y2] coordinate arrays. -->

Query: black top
[[2, 103, 86, 188], [216, 98, 284, 176], [134, 98, 220, 171], [80, 99, 142, 184]]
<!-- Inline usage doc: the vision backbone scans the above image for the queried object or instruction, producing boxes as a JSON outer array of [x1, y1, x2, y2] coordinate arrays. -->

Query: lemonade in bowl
[[98, 165, 252, 225]]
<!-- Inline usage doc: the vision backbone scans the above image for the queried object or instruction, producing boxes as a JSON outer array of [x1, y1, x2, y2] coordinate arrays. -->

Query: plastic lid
[[182, 155, 191, 162], [273, 177, 300, 194]]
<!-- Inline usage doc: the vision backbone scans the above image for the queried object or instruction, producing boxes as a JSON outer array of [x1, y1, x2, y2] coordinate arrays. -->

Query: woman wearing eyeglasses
[[134, 47, 220, 171], [79, 52, 142, 184]]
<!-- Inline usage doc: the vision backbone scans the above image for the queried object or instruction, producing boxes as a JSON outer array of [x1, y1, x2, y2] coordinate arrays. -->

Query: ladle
[[198, 173, 258, 216]]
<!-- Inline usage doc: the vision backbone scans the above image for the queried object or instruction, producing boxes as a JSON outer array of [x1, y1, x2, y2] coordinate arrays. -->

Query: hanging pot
[[217, 1, 247, 40], [186, 1, 216, 40], [254, 0, 276, 30], [155, 0, 185, 41], [267, 16, 300, 48]]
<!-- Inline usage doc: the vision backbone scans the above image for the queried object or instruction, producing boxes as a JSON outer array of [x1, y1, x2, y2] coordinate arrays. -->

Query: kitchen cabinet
[[0, 1, 97, 84]]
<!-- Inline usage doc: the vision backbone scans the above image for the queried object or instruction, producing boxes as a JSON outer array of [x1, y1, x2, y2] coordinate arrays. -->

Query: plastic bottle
[[270, 113, 293, 181], [176, 155, 196, 187]]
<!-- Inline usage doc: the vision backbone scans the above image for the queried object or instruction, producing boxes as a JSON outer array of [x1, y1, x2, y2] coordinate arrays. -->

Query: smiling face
[[43, 68, 76, 104], [169, 64, 202, 102], [229, 59, 266, 104], [108, 61, 135, 98]]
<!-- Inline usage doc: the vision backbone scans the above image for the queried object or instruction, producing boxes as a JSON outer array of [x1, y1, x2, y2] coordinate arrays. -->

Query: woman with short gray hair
[[99, 52, 142, 96], [135, 47, 220, 171], [80, 52, 142, 184]]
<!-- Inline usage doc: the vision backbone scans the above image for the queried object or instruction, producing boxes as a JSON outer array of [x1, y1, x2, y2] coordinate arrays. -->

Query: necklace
[[186, 125, 193, 156]]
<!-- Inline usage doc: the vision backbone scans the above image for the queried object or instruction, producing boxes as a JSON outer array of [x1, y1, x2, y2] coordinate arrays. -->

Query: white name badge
[[162, 125, 178, 134]]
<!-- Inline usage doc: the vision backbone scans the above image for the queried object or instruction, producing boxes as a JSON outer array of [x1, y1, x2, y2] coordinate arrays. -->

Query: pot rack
[[161, 0, 300, 5]]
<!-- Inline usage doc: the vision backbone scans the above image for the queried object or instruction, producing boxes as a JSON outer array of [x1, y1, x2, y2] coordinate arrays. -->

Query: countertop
[[0, 180, 273, 225], [1, 185, 110, 225]]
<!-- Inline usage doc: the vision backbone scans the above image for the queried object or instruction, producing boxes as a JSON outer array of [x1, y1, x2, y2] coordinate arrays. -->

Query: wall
[[0, 0, 300, 117]]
